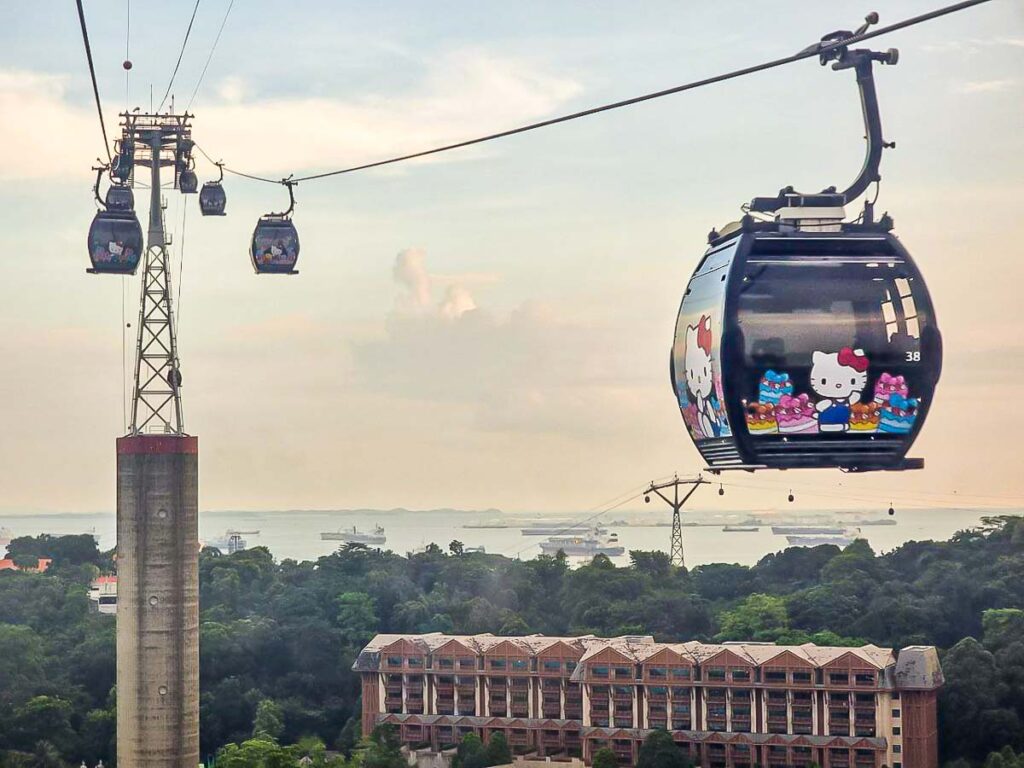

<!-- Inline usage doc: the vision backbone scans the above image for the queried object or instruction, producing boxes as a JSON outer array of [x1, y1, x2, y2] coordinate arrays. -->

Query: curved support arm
[[270, 177, 297, 218], [834, 48, 897, 204], [749, 14, 897, 214], [92, 165, 107, 208]]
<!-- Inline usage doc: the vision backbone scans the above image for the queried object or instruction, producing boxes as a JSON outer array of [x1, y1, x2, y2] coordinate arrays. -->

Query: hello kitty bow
[[837, 347, 869, 372], [763, 370, 788, 383], [877, 372, 905, 387]]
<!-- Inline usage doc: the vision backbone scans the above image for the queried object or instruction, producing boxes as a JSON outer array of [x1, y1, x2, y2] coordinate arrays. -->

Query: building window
[[490, 659, 506, 670], [829, 672, 849, 685], [566, 661, 577, 672], [892, 692, 900, 700], [894, 763, 902, 768], [408, 657, 423, 668], [765, 668, 787, 683], [793, 671, 812, 684], [707, 667, 726, 681], [592, 665, 609, 678], [671, 667, 691, 680], [387, 656, 403, 667], [438, 658, 454, 669], [893, 726, 901, 736], [614, 666, 631, 679], [892, 709, 901, 719], [893, 746, 902, 754], [732, 668, 751, 682], [649, 667, 668, 679], [512, 659, 527, 670], [543, 660, 561, 671]]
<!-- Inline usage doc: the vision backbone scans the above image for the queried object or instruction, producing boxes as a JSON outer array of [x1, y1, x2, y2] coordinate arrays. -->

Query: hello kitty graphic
[[684, 314, 721, 439], [810, 347, 869, 433]]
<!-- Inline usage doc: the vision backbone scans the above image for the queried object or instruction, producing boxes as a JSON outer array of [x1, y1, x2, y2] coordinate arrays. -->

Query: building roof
[[354, 632, 927, 686], [0, 557, 51, 573]]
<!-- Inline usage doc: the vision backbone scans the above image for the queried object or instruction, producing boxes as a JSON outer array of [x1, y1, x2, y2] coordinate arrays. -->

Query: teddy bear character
[[810, 347, 869, 433]]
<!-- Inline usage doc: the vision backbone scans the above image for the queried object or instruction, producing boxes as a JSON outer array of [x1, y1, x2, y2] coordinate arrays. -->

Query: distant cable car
[[179, 161, 198, 194], [670, 16, 941, 473], [199, 162, 227, 216], [251, 180, 299, 274], [111, 148, 133, 183], [87, 167, 143, 275], [105, 183, 134, 211], [88, 211, 143, 275]]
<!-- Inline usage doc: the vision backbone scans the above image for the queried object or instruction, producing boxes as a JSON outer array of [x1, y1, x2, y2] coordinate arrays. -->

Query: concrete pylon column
[[116, 435, 199, 768]]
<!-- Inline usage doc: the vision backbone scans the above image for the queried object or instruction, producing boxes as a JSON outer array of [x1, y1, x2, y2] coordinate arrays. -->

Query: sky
[[0, 0, 1022, 516]]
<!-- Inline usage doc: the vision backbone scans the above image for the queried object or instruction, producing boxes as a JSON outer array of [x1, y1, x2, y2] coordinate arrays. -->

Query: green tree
[[449, 541, 465, 556], [362, 726, 406, 768], [483, 733, 512, 766], [252, 698, 284, 740], [216, 736, 296, 768], [637, 730, 689, 768], [716, 593, 789, 642], [335, 592, 379, 648], [983, 609, 1024, 653], [592, 747, 619, 768]]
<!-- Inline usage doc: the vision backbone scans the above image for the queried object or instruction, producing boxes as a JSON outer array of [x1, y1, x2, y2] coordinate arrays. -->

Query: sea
[[0, 506, 1015, 568]]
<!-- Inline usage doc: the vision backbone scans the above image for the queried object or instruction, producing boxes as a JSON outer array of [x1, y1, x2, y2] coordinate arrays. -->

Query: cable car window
[[737, 257, 927, 438]]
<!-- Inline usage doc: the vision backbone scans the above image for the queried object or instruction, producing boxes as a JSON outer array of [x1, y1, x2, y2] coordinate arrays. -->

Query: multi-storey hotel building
[[354, 634, 942, 768]]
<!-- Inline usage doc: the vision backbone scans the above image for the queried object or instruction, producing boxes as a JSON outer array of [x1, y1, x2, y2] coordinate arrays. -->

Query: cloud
[[0, 49, 581, 181], [0, 71, 101, 180], [353, 250, 659, 438], [953, 78, 1016, 94], [924, 37, 1024, 53], [197, 49, 581, 178]]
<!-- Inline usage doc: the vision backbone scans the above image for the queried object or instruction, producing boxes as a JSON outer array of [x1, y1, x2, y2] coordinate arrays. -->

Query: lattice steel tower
[[644, 476, 707, 568], [123, 112, 190, 435]]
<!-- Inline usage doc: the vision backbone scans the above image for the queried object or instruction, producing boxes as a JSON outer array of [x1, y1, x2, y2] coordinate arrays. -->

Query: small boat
[[723, 525, 759, 532], [464, 545, 486, 554], [209, 529, 258, 554], [522, 523, 608, 536], [785, 534, 856, 548], [538, 534, 625, 557], [772, 525, 846, 535], [322, 525, 386, 545]]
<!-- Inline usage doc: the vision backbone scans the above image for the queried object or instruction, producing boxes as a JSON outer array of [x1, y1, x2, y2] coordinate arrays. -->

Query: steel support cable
[[158, 0, 202, 112], [186, 0, 236, 110], [75, 0, 112, 163], [200, 0, 993, 187]]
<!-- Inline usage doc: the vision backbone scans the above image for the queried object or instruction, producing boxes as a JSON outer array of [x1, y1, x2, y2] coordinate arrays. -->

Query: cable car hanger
[[746, 13, 898, 220]]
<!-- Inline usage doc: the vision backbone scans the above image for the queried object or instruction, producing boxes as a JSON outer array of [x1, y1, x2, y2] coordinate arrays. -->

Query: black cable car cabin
[[87, 210, 143, 274], [250, 181, 299, 274], [87, 166, 143, 275], [105, 184, 134, 211], [179, 167, 198, 194], [200, 182, 226, 215], [670, 16, 941, 472], [199, 163, 227, 216]]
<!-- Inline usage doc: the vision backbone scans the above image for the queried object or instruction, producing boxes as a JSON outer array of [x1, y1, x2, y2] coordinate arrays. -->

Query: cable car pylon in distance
[[87, 165, 143, 275], [199, 161, 227, 216], [671, 13, 941, 473], [251, 179, 300, 275]]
